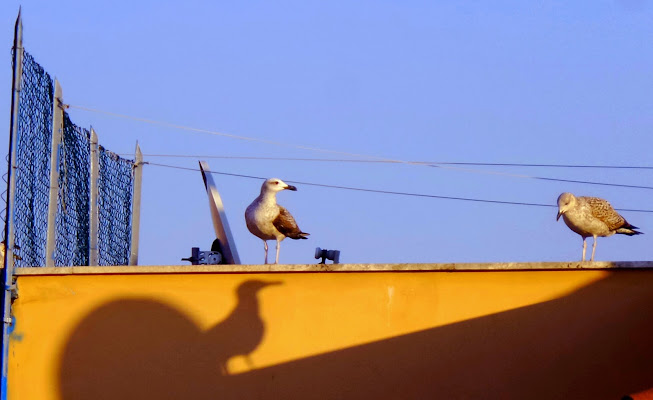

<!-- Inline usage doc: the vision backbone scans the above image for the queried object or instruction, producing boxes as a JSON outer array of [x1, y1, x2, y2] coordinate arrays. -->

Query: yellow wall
[[7, 268, 653, 399]]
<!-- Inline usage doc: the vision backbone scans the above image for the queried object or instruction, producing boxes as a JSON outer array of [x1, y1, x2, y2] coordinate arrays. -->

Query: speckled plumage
[[245, 178, 309, 264], [556, 192, 642, 261]]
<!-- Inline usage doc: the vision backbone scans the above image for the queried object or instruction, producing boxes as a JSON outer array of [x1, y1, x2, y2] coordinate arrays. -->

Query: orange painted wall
[[7, 269, 653, 399]]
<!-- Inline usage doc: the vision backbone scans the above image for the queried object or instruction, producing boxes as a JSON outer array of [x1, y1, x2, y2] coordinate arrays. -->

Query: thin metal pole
[[89, 129, 99, 266], [199, 161, 241, 264], [129, 143, 143, 266], [4, 10, 22, 273], [2, 9, 23, 400], [45, 80, 63, 267]]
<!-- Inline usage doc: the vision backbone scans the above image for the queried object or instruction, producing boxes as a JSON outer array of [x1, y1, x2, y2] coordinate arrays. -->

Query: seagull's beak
[[556, 210, 563, 221], [285, 184, 297, 191]]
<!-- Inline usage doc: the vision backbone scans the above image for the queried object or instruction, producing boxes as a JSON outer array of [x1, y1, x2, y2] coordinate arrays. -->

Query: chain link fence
[[98, 147, 134, 266], [12, 51, 53, 267], [54, 113, 91, 267], [8, 50, 139, 267]]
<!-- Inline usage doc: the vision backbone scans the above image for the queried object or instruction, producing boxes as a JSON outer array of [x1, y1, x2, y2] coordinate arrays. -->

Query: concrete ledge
[[11, 261, 653, 275]]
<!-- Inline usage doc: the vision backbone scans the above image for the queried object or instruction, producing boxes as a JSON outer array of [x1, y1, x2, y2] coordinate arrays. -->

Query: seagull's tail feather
[[616, 222, 643, 236], [616, 229, 643, 236], [288, 232, 310, 240]]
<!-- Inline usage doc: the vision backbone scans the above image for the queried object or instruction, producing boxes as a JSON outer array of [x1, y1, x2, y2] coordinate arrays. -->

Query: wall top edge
[[10, 261, 653, 276]]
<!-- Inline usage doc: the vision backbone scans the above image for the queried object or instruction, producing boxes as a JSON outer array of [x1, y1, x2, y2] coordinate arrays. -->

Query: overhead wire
[[131, 154, 653, 191], [123, 154, 653, 170], [70, 105, 653, 177], [146, 162, 653, 213], [68, 104, 388, 161], [69, 105, 653, 196]]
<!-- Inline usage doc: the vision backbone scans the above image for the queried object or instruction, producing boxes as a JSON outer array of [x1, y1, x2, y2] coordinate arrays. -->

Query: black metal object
[[182, 241, 223, 265], [315, 247, 340, 264]]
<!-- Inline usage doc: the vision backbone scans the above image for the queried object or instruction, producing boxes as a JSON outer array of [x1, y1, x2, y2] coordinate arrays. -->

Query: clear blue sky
[[1, 1, 651, 265]]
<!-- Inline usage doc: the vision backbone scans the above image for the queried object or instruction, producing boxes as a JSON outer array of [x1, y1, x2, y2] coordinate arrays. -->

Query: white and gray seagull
[[556, 192, 642, 261], [245, 178, 309, 264]]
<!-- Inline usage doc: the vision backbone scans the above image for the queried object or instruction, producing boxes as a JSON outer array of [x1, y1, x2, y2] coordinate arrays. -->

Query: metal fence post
[[3, 11, 22, 272], [129, 143, 143, 266], [45, 79, 63, 267], [89, 128, 99, 266], [2, 10, 23, 399]]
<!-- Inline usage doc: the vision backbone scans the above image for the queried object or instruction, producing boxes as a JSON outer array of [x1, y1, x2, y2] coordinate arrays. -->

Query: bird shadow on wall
[[58, 279, 281, 400], [58, 272, 653, 400]]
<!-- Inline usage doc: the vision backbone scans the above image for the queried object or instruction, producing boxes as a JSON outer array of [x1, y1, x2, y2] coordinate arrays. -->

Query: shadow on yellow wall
[[58, 273, 653, 400]]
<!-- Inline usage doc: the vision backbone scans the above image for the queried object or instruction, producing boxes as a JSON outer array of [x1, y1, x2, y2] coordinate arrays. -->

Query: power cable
[[124, 154, 653, 170], [68, 105, 387, 161], [69, 105, 653, 190], [146, 162, 653, 213], [140, 156, 653, 191]]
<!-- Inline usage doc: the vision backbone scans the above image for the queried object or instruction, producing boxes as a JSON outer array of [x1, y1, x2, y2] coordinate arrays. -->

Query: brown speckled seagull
[[556, 192, 642, 261], [245, 178, 309, 264]]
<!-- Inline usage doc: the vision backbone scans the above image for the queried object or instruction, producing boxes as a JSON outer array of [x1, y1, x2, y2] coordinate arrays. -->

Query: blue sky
[[1, 1, 651, 265]]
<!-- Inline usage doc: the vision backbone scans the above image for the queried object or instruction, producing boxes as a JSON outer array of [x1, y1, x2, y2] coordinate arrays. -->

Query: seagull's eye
[[273, 181, 279, 185]]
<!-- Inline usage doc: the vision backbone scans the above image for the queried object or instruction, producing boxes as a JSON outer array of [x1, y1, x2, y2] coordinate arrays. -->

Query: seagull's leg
[[275, 239, 281, 264], [582, 238, 587, 261], [591, 235, 598, 262], [263, 241, 268, 264]]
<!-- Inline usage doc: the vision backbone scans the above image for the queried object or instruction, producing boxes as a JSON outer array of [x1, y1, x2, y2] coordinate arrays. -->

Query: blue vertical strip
[[0, 316, 15, 400], [0, 297, 9, 400]]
